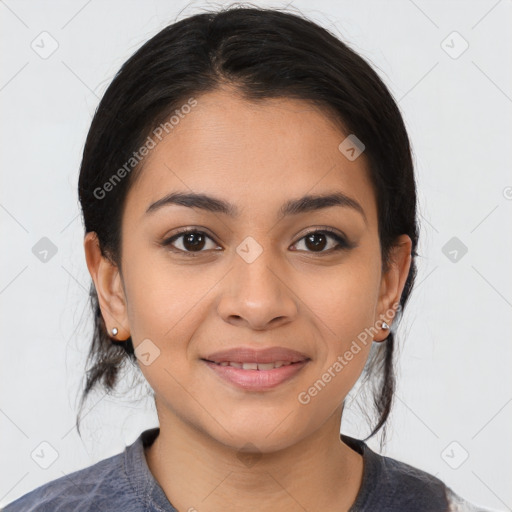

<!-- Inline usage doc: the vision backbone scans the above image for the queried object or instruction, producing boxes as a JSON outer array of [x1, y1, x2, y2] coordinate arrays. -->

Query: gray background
[[1, 0, 511, 509]]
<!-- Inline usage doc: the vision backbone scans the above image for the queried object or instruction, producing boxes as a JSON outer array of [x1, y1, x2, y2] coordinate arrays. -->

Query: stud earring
[[111, 327, 118, 336], [382, 322, 390, 330]]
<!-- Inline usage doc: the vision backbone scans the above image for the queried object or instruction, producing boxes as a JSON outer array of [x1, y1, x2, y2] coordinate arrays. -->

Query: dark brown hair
[[76, 4, 419, 442]]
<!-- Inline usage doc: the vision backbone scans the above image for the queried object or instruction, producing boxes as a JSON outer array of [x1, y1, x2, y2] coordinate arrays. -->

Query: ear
[[83, 232, 130, 340], [374, 234, 412, 342]]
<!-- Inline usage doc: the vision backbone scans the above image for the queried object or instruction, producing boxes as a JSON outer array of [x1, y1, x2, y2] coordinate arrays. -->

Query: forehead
[[124, 88, 377, 226]]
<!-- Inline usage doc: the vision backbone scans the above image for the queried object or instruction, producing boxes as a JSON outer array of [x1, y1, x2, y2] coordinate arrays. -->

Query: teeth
[[255, 362, 276, 370], [214, 360, 295, 370]]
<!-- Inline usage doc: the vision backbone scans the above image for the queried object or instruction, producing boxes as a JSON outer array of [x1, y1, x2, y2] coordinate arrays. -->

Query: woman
[[2, 5, 494, 512]]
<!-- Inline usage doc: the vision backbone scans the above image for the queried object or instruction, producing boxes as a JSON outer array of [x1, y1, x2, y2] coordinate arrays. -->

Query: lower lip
[[203, 360, 309, 391]]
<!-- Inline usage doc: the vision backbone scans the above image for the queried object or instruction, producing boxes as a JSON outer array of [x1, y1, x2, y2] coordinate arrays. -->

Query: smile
[[205, 360, 297, 370], [202, 359, 309, 391]]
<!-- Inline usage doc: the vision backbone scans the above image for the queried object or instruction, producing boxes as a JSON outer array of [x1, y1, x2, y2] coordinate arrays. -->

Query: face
[[85, 87, 411, 452]]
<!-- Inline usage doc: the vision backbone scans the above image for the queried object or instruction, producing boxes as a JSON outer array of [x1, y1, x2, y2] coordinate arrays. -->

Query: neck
[[144, 405, 364, 512]]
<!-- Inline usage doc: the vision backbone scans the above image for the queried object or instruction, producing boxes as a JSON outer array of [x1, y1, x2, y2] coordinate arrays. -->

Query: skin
[[84, 86, 412, 512]]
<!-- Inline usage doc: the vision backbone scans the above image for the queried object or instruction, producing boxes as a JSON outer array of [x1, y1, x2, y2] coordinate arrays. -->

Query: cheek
[[121, 251, 225, 396], [297, 263, 378, 345], [123, 246, 216, 343], [292, 262, 377, 395]]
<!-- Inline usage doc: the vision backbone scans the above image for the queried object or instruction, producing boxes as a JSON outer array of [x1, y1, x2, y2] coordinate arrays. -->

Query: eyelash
[[160, 227, 353, 256]]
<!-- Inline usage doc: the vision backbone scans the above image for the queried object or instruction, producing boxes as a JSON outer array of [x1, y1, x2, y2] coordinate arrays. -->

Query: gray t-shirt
[[1, 427, 492, 511]]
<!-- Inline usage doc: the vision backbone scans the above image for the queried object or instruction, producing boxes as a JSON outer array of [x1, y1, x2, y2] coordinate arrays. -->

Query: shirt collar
[[124, 426, 178, 511], [124, 427, 377, 511]]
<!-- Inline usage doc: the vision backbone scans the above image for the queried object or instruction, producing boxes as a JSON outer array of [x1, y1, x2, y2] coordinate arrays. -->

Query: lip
[[203, 359, 309, 391], [202, 346, 310, 364]]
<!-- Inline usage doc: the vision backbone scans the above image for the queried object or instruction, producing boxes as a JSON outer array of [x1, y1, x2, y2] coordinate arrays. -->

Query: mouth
[[201, 359, 306, 370], [201, 358, 310, 391], [202, 346, 310, 364]]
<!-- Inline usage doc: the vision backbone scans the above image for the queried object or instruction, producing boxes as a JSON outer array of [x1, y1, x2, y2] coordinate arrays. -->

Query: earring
[[111, 327, 118, 336], [382, 322, 390, 330]]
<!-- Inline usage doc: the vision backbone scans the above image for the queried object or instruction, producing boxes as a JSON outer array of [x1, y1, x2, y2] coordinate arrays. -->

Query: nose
[[216, 246, 299, 331]]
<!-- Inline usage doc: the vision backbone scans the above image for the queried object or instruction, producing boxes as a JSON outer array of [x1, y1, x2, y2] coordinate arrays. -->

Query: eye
[[161, 229, 221, 254], [161, 227, 353, 256], [290, 229, 352, 253]]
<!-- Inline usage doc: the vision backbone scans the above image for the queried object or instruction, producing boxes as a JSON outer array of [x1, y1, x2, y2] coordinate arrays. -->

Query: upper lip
[[202, 346, 310, 364]]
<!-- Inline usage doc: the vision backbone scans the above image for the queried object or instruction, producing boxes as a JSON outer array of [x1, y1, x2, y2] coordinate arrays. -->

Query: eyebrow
[[145, 191, 367, 224]]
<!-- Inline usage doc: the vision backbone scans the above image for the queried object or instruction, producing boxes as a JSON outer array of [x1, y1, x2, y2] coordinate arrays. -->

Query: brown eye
[[162, 230, 220, 253], [162, 227, 353, 256], [291, 229, 351, 253]]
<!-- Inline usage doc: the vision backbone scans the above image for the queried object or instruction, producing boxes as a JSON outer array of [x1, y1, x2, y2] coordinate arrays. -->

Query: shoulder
[[370, 450, 449, 509], [375, 454, 495, 511], [342, 435, 493, 512], [445, 487, 498, 512], [1, 449, 137, 512]]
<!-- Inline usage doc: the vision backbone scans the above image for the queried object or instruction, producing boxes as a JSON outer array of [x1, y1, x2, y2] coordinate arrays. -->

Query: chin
[[203, 413, 306, 453]]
